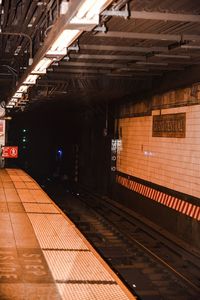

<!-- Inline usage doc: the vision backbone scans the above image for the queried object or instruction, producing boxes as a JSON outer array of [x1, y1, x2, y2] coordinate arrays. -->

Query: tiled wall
[[116, 105, 200, 199], [0, 120, 5, 146]]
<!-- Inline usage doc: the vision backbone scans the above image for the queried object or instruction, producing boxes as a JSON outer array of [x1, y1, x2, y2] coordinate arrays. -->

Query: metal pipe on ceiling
[[0, 31, 33, 60]]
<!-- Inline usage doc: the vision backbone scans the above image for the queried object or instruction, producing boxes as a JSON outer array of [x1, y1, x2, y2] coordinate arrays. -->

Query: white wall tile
[[117, 105, 200, 198]]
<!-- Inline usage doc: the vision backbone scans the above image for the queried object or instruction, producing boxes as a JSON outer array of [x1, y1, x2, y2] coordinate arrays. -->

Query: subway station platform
[[0, 169, 135, 300]]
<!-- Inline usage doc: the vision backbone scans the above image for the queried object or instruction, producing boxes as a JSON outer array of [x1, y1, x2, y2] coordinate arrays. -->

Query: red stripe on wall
[[166, 195, 171, 206], [136, 183, 141, 193], [140, 185, 145, 195], [160, 193, 166, 205], [152, 189, 157, 200], [183, 202, 189, 214], [196, 208, 200, 221], [157, 192, 162, 203], [133, 182, 137, 191], [130, 181, 134, 191], [178, 201, 185, 212], [147, 187, 151, 197], [176, 199, 182, 211], [144, 186, 148, 196], [145, 187, 149, 197], [138, 183, 142, 194], [172, 198, 179, 210], [194, 207, 200, 219], [134, 182, 139, 192], [154, 191, 160, 202], [167, 196, 174, 208], [189, 205, 196, 218], [186, 203, 192, 216], [149, 189, 154, 199], [160, 194, 166, 205], [116, 175, 199, 220]]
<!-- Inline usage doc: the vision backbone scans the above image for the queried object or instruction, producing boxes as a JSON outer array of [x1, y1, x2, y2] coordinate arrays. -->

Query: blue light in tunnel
[[57, 148, 63, 159]]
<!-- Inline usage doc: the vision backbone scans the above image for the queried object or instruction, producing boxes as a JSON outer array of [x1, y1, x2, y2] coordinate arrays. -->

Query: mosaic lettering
[[152, 113, 186, 138]]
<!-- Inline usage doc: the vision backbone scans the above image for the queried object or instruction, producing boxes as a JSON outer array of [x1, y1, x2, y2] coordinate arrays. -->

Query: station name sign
[[152, 113, 186, 138]]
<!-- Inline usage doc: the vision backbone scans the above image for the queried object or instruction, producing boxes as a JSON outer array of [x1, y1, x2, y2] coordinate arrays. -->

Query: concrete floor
[[0, 168, 134, 300]]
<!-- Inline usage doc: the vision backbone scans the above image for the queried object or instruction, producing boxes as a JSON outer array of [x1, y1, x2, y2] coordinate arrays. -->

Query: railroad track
[[45, 182, 200, 300]]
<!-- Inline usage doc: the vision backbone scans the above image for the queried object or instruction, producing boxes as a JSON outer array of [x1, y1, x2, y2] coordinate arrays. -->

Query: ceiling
[[1, 0, 200, 112]]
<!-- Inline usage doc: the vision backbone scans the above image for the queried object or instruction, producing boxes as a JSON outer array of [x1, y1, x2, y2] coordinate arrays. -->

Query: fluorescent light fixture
[[76, 0, 96, 19], [10, 98, 18, 103], [7, 98, 17, 107], [23, 74, 39, 85], [70, 16, 99, 24], [70, 0, 111, 24], [32, 57, 53, 74], [8, 1, 113, 109], [47, 30, 80, 55], [17, 85, 29, 93], [9, 101, 16, 106], [13, 93, 23, 98], [77, 0, 107, 19], [86, 0, 109, 19]]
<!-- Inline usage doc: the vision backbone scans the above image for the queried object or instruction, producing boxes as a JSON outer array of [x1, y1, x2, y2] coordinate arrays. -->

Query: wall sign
[[152, 113, 186, 138], [2, 146, 18, 158]]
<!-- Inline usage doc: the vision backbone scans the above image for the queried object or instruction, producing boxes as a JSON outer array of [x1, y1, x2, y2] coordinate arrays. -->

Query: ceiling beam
[[80, 44, 168, 53], [53, 67, 160, 74], [59, 61, 184, 71], [46, 70, 161, 80], [102, 10, 200, 23], [130, 11, 200, 23], [60, 61, 141, 68], [45, 73, 141, 79], [50, 68, 109, 74], [59, 61, 149, 71], [70, 53, 146, 61], [154, 54, 190, 59], [48, 68, 162, 78], [96, 31, 200, 42]]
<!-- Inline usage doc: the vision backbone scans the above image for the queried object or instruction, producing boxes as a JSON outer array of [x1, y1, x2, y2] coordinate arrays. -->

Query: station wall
[[113, 84, 200, 248], [117, 105, 200, 199]]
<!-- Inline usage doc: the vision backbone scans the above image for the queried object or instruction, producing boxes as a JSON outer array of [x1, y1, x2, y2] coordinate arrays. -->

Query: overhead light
[[70, 16, 99, 24], [70, 0, 111, 24], [9, 100, 17, 105], [7, 0, 112, 109], [13, 93, 23, 98], [47, 30, 80, 56], [17, 85, 29, 93], [10, 98, 18, 103], [78, 0, 108, 19], [32, 57, 53, 74], [23, 74, 39, 85], [86, 0, 110, 19], [7, 98, 18, 107]]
